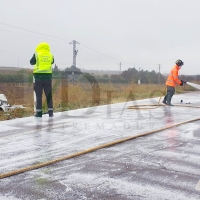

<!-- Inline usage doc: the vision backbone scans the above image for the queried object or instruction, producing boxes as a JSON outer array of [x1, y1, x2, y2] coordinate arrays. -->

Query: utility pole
[[158, 64, 161, 84], [69, 40, 79, 84], [119, 62, 122, 74], [138, 67, 141, 84]]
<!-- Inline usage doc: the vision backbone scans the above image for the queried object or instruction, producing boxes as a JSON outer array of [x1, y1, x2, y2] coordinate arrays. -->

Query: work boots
[[35, 111, 42, 117], [166, 103, 174, 106], [162, 96, 167, 104], [48, 110, 53, 117], [162, 97, 174, 106], [35, 111, 53, 117]]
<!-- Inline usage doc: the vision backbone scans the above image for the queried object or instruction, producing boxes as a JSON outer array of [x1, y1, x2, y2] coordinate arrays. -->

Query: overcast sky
[[0, 0, 200, 75]]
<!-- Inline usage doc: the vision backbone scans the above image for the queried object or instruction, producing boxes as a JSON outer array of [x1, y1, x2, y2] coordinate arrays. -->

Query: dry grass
[[0, 81, 193, 121]]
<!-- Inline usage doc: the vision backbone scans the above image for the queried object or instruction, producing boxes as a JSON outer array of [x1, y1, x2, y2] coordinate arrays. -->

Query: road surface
[[0, 92, 200, 200]]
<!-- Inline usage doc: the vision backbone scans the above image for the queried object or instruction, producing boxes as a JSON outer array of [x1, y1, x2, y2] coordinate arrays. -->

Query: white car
[[0, 94, 25, 112]]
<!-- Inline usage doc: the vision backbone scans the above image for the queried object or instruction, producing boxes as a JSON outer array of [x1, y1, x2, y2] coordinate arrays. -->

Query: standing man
[[162, 59, 184, 106], [30, 42, 54, 117]]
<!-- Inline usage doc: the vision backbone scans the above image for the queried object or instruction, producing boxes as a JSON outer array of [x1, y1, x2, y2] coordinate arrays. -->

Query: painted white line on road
[[195, 179, 200, 191]]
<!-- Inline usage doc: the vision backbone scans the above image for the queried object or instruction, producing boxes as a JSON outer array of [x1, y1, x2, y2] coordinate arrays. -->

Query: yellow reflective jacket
[[33, 42, 53, 74]]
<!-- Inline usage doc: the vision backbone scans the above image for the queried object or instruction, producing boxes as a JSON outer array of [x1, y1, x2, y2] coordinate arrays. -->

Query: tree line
[[0, 65, 199, 84]]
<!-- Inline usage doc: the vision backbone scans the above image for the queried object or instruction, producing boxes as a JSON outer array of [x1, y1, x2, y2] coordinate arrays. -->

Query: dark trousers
[[35, 79, 53, 113], [163, 86, 175, 104]]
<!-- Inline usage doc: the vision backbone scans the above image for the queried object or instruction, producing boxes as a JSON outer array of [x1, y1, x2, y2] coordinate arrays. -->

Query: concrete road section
[[0, 92, 200, 200]]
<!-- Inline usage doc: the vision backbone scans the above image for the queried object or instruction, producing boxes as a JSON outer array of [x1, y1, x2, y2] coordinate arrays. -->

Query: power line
[[0, 21, 71, 42], [0, 22, 124, 65], [0, 28, 70, 43], [79, 46, 118, 64], [0, 22, 121, 65], [81, 44, 120, 63], [0, 22, 169, 70]]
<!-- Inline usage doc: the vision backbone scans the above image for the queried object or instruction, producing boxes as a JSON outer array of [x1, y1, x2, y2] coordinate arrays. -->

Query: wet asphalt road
[[0, 92, 200, 200]]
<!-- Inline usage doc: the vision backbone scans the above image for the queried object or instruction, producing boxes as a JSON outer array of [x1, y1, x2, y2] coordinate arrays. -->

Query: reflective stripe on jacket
[[166, 65, 181, 87], [33, 42, 53, 74]]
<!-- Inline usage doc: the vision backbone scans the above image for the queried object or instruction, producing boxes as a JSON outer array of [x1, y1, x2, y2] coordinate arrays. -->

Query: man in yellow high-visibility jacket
[[30, 42, 54, 117], [162, 59, 184, 106]]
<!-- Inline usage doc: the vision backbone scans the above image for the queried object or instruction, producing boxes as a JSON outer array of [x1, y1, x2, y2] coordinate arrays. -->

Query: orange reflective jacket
[[166, 65, 181, 87]]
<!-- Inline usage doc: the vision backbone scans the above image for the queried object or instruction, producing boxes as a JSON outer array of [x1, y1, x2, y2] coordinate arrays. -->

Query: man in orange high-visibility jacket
[[162, 60, 184, 106]]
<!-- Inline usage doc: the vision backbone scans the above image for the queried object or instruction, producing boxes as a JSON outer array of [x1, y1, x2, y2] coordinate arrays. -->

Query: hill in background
[[80, 68, 120, 75], [0, 66, 32, 74]]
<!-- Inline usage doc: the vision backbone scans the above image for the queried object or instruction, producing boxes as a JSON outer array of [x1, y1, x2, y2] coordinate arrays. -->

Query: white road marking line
[[195, 179, 200, 191]]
